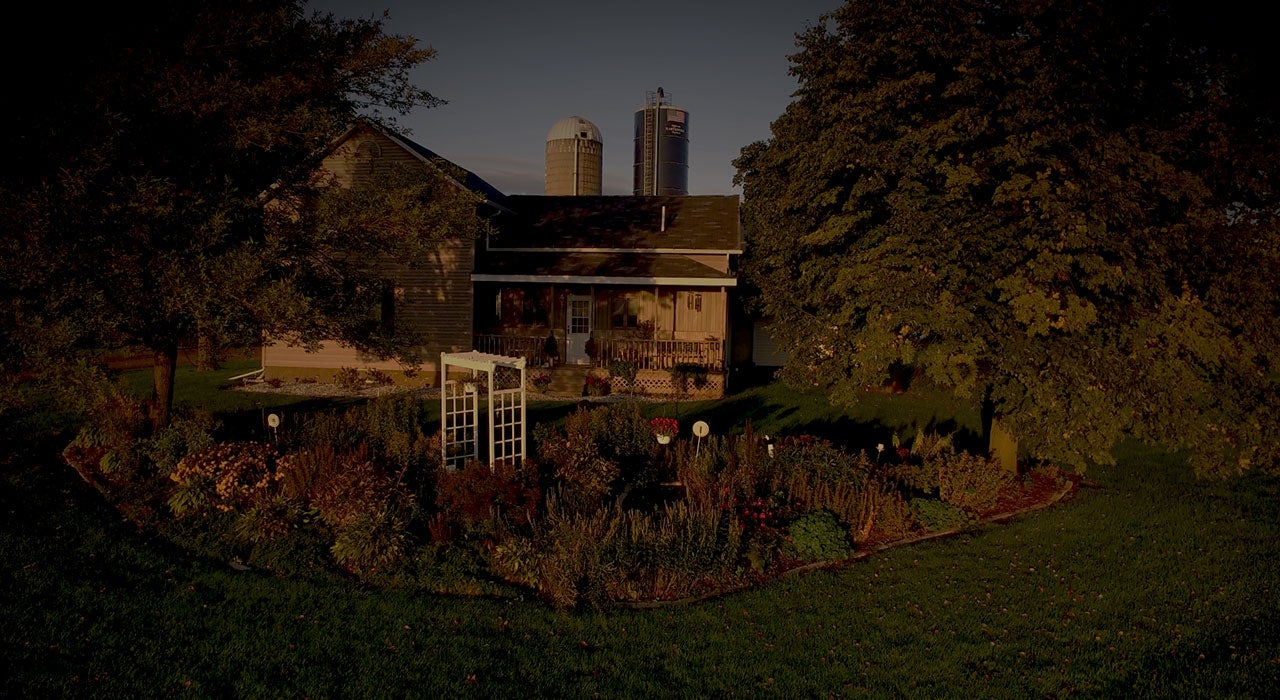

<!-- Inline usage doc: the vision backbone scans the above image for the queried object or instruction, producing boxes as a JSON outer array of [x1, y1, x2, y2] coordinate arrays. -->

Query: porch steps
[[545, 365, 589, 397]]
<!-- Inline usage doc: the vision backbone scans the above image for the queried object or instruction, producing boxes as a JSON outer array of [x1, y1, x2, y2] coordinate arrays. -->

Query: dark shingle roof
[[385, 132, 509, 206], [490, 195, 740, 251], [474, 252, 733, 281]]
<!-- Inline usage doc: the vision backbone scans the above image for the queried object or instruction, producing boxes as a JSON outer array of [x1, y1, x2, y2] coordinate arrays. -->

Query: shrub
[[334, 366, 362, 392], [888, 430, 956, 493], [233, 495, 307, 544], [584, 375, 610, 396], [774, 435, 869, 485], [64, 386, 148, 483], [488, 533, 542, 588], [669, 363, 708, 395], [144, 409, 218, 477], [535, 418, 618, 510], [909, 497, 971, 532], [788, 472, 867, 527], [298, 410, 365, 455], [298, 395, 433, 478], [309, 448, 408, 530], [529, 370, 552, 393], [435, 460, 540, 537], [609, 500, 744, 601], [784, 510, 852, 563], [536, 404, 660, 507], [543, 333, 560, 362], [607, 359, 638, 391], [866, 484, 915, 542], [331, 506, 410, 574], [167, 442, 278, 516], [526, 492, 623, 610], [937, 451, 1013, 513], [274, 446, 338, 502]]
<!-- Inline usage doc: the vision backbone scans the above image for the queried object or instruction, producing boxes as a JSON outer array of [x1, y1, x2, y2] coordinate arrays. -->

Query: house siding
[[263, 239, 474, 382], [263, 125, 478, 384]]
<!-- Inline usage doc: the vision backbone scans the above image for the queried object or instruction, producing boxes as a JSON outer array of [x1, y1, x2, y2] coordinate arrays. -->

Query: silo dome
[[546, 116, 602, 143], [545, 116, 603, 196]]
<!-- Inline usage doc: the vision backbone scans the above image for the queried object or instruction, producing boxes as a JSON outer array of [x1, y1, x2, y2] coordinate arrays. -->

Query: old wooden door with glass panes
[[566, 294, 593, 364]]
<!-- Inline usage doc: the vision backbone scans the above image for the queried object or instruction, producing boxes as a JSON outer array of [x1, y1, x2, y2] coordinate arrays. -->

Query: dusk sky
[[306, 0, 841, 196]]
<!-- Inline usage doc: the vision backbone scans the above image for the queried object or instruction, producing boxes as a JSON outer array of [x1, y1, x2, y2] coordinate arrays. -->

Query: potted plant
[[650, 417, 679, 445], [542, 333, 559, 367], [529, 370, 552, 394], [584, 375, 611, 397]]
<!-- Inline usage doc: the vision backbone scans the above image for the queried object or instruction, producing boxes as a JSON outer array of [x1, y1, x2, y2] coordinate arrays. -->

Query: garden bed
[[65, 395, 1080, 611]]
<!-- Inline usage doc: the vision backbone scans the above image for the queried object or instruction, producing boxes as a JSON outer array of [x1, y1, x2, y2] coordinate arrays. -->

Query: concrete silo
[[545, 116, 603, 196], [633, 88, 689, 195]]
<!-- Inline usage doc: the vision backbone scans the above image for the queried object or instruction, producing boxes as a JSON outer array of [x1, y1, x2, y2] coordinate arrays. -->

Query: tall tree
[[735, 0, 1279, 475], [1, 1, 479, 429]]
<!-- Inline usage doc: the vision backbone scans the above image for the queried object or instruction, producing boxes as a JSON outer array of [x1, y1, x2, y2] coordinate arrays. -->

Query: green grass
[[669, 376, 983, 451], [2, 375, 1277, 697]]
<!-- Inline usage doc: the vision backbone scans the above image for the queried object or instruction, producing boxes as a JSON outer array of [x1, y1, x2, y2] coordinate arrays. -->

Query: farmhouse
[[262, 122, 743, 397]]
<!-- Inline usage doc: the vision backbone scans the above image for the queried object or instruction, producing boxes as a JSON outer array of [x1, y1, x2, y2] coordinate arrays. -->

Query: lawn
[[2, 366, 1276, 696]]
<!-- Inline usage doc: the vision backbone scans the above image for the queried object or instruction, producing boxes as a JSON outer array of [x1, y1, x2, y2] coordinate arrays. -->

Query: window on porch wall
[[610, 294, 641, 329], [495, 288, 549, 329], [675, 290, 719, 337]]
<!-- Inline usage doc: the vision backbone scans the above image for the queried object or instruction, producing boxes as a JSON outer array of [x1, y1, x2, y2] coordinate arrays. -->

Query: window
[[379, 281, 401, 332], [521, 289, 548, 326], [686, 292, 703, 313], [569, 298, 591, 334], [496, 288, 548, 327], [611, 293, 642, 329]]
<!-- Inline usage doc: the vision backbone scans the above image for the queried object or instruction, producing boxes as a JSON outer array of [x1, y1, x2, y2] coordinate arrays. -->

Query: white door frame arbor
[[439, 351, 526, 470]]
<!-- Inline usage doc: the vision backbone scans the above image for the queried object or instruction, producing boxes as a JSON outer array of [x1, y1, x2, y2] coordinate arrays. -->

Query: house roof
[[488, 195, 741, 252], [473, 252, 736, 287], [326, 121, 510, 209], [378, 128, 509, 207]]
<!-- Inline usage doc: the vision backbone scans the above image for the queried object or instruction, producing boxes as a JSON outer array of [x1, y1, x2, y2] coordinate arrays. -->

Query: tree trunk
[[989, 416, 1019, 474], [196, 326, 220, 372], [982, 389, 1018, 474], [149, 342, 178, 431]]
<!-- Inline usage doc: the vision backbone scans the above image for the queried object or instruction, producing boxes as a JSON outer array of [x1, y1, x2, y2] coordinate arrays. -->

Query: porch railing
[[592, 337, 724, 371], [472, 334, 552, 366], [472, 334, 724, 372]]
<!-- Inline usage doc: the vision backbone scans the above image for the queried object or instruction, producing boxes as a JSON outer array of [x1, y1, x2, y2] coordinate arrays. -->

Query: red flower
[[649, 417, 679, 438]]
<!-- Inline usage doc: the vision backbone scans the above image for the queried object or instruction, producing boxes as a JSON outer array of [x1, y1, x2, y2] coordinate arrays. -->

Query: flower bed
[[68, 398, 1074, 610]]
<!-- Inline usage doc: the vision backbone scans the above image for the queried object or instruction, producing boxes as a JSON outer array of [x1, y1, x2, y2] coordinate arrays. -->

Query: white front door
[[566, 294, 593, 365]]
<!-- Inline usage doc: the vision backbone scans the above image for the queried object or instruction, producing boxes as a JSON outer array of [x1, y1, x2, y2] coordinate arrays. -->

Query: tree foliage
[[735, 0, 1280, 475], [1, 1, 481, 429]]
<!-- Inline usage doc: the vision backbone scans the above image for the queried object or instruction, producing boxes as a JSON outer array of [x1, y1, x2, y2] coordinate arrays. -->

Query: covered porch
[[471, 280, 730, 372]]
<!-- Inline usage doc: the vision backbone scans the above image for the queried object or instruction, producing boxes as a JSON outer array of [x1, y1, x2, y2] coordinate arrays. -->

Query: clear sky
[[306, 0, 841, 196]]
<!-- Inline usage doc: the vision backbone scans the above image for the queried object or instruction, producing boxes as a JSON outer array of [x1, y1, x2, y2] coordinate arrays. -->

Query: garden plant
[[61, 388, 1067, 611]]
